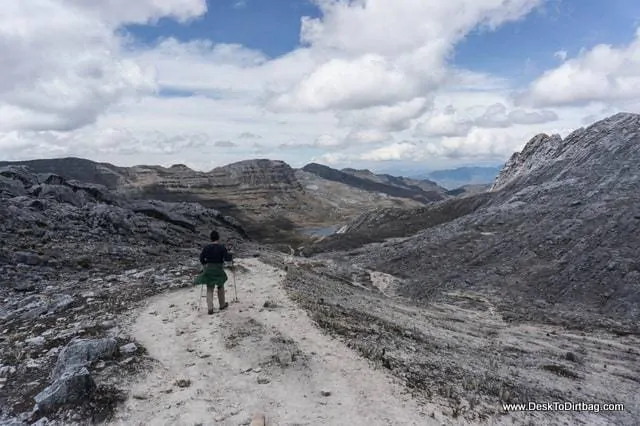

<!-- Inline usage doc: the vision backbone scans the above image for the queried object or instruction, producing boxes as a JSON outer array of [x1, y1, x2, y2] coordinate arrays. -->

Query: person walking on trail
[[195, 230, 234, 314]]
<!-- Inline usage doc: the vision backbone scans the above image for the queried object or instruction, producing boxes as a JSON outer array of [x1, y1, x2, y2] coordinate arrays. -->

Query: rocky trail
[[108, 258, 436, 426]]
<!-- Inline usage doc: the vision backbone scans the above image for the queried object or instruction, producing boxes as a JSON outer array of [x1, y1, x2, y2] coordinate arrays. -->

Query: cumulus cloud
[[238, 132, 262, 139], [337, 98, 432, 132], [313, 134, 342, 148], [4, 0, 612, 171], [554, 50, 568, 61], [360, 142, 418, 162], [522, 28, 640, 107], [274, 0, 544, 113], [415, 102, 558, 138], [0, 0, 208, 133], [414, 108, 474, 137], [475, 103, 558, 127], [214, 140, 237, 148]]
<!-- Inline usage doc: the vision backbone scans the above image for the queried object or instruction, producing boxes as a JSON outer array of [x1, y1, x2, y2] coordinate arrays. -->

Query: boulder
[[51, 338, 118, 380], [34, 367, 96, 413]]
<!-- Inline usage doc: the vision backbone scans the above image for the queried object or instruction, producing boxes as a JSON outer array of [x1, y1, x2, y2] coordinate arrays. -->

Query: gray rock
[[275, 350, 292, 367], [51, 338, 118, 380], [175, 377, 191, 388], [119, 343, 138, 354], [51, 295, 74, 312], [20, 303, 48, 320], [26, 336, 46, 346], [34, 367, 96, 413], [0, 418, 25, 426], [11, 282, 36, 293], [0, 366, 16, 378], [14, 252, 47, 266]]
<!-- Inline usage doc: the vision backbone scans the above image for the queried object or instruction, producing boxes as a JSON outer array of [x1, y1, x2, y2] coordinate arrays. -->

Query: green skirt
[[194, 263, 228, 288]]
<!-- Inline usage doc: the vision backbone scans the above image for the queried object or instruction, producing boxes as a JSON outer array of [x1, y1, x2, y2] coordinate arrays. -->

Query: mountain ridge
[[306, 112, 640, 330], [0, 157, 449, 244]]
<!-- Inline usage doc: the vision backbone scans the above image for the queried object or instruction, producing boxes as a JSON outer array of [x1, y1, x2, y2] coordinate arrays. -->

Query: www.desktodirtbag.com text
[[503, 402, 624, 413]]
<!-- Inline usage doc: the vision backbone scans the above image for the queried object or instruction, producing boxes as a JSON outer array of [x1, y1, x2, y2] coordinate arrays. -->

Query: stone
[[257, 376, 270, 385], [25, 336, 46, 346], [51, 338, 118, 380], [0, 366, 16, 378], [565, 352, 579, 363], [175, 377, 191, 388], [321, 390, 332, 397], [34, 367, 96, 413], [51, 295, 74, 312], [119, 343, 138, 354], [276, 351, 293, 367], [12, 282, 36, 293]]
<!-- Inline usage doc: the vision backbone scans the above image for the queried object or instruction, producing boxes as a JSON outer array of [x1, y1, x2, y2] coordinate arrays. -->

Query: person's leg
[[217, 285, 228, 310], [206, 286, 214, 314]]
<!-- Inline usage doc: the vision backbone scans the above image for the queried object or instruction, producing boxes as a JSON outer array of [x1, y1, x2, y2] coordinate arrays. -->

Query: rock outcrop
[[0, 165, 251, 423], [0, 158, 448, 245], [303, 163, 446, 203], [309, 112, 640, 331]]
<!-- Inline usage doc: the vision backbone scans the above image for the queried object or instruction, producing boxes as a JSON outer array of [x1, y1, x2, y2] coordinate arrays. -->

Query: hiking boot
[[219, 302, 229, 310], [207, 309, 214, 315]]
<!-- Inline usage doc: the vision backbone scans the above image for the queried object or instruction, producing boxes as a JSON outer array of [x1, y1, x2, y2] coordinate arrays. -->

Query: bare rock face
[[311, 112, 640, 331], [302, 163, 445, 203], [0, 165, 250, 423], [492, 112, 640, 192], [50, 338, 118, 381], [0, 158, 449, 244], [34, 367, 96, 414]]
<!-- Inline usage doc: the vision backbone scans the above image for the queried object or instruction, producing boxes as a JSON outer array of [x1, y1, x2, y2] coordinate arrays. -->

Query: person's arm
[[199, 246, 206, 265]]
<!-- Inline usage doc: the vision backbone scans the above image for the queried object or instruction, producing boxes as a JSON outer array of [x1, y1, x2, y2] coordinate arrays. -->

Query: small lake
[[299, 225, 340, 237]]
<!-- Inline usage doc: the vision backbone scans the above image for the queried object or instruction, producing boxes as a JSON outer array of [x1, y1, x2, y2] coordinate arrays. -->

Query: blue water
[[300, 225, 340, 237]]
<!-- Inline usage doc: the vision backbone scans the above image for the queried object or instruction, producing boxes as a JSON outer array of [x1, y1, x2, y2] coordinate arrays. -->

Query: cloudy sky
[[2, 0, 640, 173]]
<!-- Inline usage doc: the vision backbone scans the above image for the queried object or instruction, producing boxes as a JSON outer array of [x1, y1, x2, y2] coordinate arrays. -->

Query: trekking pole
[[232, 263, 238, 302]]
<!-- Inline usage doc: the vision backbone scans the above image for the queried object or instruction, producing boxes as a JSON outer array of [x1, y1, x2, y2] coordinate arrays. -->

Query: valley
[[1, 113, 639, 425]]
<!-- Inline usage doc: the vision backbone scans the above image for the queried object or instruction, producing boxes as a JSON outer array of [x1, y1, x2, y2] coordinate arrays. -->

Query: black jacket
[[200, 243, 233, 265]]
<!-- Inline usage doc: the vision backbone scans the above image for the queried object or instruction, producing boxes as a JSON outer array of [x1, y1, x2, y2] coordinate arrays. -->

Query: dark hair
[[210, 230, 220, 241]]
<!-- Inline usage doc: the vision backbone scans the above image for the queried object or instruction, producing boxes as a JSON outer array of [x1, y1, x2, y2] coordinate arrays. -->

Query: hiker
[[195, 230, 234, 314]]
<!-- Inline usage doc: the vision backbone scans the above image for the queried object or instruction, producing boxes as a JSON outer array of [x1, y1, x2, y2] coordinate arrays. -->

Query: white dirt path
[[108, 258, 439, 426]]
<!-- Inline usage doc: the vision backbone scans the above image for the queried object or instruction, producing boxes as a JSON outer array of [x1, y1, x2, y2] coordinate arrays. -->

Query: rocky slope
[[281, 113, 640, 425], [0, 165, 253, 424], [0, 158, 443, 245], [307, 112, 640, 331], [302, 163, 446, 204]]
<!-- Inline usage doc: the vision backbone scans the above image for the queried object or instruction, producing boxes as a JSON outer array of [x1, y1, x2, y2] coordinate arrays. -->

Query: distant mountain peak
[[491, 112, 640, 192]]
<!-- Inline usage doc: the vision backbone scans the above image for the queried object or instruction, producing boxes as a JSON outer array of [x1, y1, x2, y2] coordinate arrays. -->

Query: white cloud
[[522, 28, 640, 107], [360, 142, 418, 161], [0, 0, 207, 133], [554, 50, 568, 61], [474, 103, 558, 127], [313, 134, 342, 148], [4, 0, 633, 172], [277, 0, 544, 113], [414, 102, 558, 138], [232, 0, 247, 9], [337, 97, 432, 132], [414, 108, 474, 137], [214, 140, 237, 148]]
